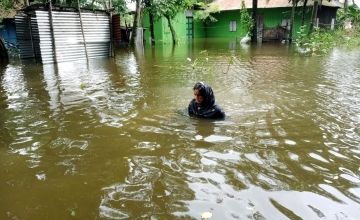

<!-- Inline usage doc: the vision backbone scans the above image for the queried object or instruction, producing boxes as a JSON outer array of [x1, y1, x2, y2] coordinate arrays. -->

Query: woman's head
[[193, 82, 215, 107]]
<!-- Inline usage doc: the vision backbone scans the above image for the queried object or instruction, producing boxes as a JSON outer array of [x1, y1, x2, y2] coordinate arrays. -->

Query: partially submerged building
[[15, 4, 111, 64], [208, 0, 342, 42], [143, 0, 342, 44]]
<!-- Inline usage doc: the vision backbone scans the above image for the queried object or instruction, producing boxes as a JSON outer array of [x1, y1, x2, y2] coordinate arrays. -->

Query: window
[[229, 21, 237, 32]]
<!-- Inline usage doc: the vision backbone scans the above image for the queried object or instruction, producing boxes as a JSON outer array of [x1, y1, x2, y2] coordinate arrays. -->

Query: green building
[[143, 10, 206, 45], [143, 0, 342, 45]]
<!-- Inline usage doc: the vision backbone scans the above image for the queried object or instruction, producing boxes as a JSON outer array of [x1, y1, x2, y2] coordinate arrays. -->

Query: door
[[186, 16, 194, 39]]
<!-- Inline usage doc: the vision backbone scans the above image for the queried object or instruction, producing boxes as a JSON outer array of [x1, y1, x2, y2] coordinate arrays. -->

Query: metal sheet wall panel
[[35, 10, 110, 64], [15, 15, 35, 59]]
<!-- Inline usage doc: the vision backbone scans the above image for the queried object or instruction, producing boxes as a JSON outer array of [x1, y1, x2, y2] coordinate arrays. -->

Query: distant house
[[203, 0, 342, 41], [142, 0, 342, 44]]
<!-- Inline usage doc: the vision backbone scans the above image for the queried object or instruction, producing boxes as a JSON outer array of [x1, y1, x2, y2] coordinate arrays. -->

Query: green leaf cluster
[[296, 26, 334, 55], [0, 0, 13, 10], [239, 0, 253, 35], [296, 25, 360, 55], [146, 0, 195, 20], [337, 6, 360, 31], [193, 2, 219, 22]]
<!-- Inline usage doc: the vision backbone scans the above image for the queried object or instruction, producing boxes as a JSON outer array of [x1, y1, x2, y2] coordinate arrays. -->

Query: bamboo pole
[[48, 0, 58, 63], [78, 0, 89, 62], [289, 1, 296, 43], [109, 0, 115, 58], [28, 15, 36, 60]]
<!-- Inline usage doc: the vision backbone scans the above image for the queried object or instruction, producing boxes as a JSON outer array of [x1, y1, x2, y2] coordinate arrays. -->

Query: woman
[[188, 82, 225, 119]]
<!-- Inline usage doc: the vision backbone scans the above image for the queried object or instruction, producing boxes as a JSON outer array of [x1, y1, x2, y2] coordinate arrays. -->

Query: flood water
[[1, 40, 360, 219]]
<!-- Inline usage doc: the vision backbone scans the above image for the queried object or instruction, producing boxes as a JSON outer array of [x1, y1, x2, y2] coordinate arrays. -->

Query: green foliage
[[296, 26, 334, 55], [186, 50, 214, 75], [337, 6, 360, 31], [333, 29, 360, 48], [120, 13, 132, 26], [149, 0, 195, 20], [0, 0, 13, 10], [296, 25, 360, 55], [193, 2, 219, 22], [239, 0, 253, 35], [112, 0, 127, 14], [295, 25, 308, 48]]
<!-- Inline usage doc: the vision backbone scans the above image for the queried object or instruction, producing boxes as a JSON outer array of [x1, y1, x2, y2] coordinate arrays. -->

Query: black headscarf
[[188, 82, 225, 119]]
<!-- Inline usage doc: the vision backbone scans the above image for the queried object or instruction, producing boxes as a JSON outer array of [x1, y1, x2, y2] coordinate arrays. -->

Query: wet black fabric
[[188, 82, 225, 119]]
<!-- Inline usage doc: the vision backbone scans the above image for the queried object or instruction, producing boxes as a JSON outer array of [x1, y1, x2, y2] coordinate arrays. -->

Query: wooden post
[[309, 0, 319, 33], [48, 1, 58, 63], [109, 0, 115, 58], [251, 0, 258, 42], [289, 0, 296, 43], [78, 0, 89, 62], [28, 15, 36, 60]]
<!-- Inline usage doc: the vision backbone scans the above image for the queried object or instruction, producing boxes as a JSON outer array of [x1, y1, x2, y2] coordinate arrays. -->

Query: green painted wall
[[143, 7, 313, 43], [257, 7, 312, 39], [194, 20, 206, 38], [205, 10, 245, 39], [143, 12, 205, 45], [205, 7, 313, 39], [143, 13, 164, 44]]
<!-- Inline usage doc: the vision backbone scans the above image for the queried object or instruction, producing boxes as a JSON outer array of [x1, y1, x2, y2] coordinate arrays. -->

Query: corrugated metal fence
[[16, 10, 110, 64]]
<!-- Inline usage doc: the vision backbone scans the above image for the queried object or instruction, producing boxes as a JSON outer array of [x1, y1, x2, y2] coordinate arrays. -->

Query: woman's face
[[194, 89, 204, 104]]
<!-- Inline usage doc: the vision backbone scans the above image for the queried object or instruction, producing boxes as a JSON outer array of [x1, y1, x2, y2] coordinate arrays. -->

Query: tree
[[148, 0, 195, 45], [130, 0, 141, 46], [309, 0, 319, 33], [144, 0, 155, 45], [289, 0, 298, 43], [239, 0, 253, 36], [300, 0, 308, 27]]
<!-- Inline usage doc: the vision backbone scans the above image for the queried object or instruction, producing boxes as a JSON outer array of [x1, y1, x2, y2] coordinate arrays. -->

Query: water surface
[[1, 40, 360, 219]]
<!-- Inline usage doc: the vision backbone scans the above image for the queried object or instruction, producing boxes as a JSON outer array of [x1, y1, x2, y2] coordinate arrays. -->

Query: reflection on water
[[1, 42, 360, 219]]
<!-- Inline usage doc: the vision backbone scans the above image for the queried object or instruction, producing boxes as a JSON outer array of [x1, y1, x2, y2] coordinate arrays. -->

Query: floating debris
[[201, 211, 213, 219]]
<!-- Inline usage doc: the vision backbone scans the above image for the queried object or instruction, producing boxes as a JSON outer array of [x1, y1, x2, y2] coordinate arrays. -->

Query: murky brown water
[[1, 40, 360, 219]]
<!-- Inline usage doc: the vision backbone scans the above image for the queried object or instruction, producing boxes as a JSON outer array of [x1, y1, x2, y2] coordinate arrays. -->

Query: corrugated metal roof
[[212, 0, 342, 11]]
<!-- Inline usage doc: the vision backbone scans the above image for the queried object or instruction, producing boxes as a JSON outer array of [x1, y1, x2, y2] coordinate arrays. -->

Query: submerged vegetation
[[296, 6, 360, 55]]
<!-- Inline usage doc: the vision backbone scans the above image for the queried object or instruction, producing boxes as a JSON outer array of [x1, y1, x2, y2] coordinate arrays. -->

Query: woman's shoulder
[[211, 105, 225, 119]]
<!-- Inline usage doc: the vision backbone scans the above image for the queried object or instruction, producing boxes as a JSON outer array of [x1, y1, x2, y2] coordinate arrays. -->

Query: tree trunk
[[344, 0, 348, 12], [251, 0, 258, 42], [149, 12, 155, 45], [130, 0, 141, 46], [289, 1, 296, 43], [145, 0, 155, 45], [301, 0, 308, 27], [309, 0, 319, 33], [165, 15, 177, 45]]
